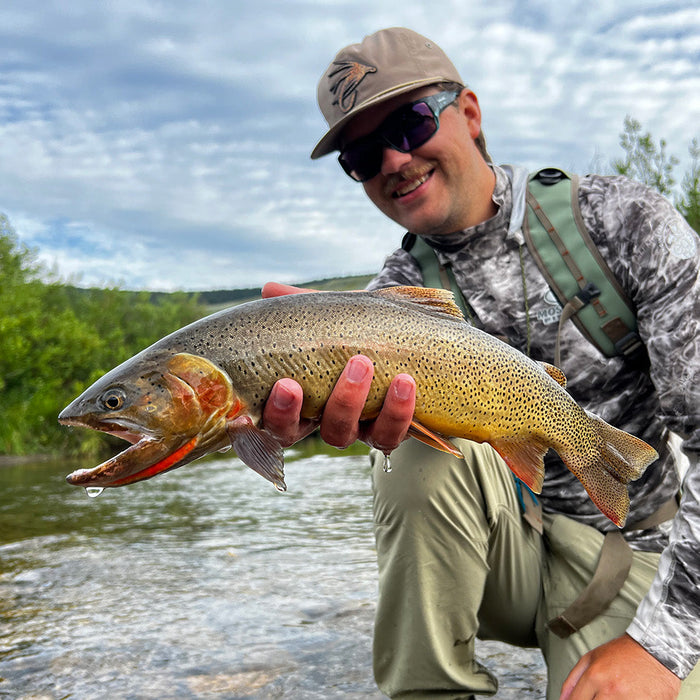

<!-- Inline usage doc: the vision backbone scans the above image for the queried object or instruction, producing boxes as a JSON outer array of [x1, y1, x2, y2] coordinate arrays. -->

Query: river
[[0, 443, 545, 698]]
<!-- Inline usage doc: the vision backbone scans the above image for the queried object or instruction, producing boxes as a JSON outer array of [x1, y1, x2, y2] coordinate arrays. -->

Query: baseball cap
[[311, 28, 464, 160]]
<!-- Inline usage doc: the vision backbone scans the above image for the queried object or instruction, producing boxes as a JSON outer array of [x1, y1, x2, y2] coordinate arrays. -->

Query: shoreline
[[0, 454, 63, 467]]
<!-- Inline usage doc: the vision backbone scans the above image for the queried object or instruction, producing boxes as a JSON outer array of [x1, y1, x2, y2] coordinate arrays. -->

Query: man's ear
[[457, 89, 483, 140]]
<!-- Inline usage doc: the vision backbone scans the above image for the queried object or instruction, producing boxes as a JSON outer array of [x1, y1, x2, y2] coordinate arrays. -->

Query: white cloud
[[0, 0, 698, 290]]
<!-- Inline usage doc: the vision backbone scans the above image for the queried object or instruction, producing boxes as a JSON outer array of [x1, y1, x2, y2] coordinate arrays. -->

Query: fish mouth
[[59, 415, 144, 445], [63, 420, 199, 488]]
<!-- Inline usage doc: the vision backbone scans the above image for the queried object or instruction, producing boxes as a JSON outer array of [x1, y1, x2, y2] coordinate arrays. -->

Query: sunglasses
[[338, 90, 459, 182]]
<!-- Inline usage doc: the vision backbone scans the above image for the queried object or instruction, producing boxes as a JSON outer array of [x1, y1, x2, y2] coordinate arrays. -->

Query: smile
[[393, 171, 433, 199]]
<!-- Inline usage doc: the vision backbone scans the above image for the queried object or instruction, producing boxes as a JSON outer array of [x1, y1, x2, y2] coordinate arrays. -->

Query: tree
[[612, 116, 679, 197], [611, 117, 699, 234], [0, 214, 36, 285], [677, 138, 700, 233], [0, 214, 207, 456]]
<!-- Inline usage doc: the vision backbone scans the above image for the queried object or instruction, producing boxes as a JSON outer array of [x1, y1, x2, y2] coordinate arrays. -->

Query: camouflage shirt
[[366, 164, 700, 678]]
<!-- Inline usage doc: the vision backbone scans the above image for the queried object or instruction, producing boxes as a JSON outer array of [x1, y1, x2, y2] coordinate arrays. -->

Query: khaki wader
[[370, 438, 700, 699]]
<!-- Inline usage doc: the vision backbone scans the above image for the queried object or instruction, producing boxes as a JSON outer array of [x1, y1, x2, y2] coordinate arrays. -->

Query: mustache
[[383, 161, 437, 197]]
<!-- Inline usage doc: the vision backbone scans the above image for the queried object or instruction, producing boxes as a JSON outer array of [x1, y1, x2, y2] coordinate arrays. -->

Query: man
[[262, 28, 700, 699]]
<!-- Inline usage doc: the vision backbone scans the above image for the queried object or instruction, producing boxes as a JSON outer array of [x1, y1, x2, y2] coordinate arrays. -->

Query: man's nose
[[380, 146, 413, 175]]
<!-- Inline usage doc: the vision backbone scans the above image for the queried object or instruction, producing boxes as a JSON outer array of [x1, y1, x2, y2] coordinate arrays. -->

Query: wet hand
[[262, 355, 415, 451], [260, 281, 325, 446], [560, 634, 681, 700], [260, 283, 416, 451], [318, 355, 415, 452]]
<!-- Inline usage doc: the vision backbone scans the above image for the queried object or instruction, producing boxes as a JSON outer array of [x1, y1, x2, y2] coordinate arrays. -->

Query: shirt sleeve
[[365, 247, 425, 290], [597, 179, 700, 678]]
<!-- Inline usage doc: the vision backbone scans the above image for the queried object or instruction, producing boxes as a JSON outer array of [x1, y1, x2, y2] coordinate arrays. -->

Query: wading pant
[[370, 438, 700, 699]]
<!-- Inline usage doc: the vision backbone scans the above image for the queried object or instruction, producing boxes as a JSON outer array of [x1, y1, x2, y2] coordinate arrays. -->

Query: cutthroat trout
[[59, 287, 658, 526]]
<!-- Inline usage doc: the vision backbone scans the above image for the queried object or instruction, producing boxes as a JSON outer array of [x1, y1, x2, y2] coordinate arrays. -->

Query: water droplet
[[85, 487, 104, 499], [382, 452, 392, 473]]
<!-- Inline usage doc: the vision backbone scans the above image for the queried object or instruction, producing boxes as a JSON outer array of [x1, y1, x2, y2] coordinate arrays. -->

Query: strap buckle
[[614, 331, 644, 358], [575, 281, 601, 306]]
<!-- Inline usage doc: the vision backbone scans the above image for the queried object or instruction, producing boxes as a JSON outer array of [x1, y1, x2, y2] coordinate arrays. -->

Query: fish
[[58, 286, 658, 526]]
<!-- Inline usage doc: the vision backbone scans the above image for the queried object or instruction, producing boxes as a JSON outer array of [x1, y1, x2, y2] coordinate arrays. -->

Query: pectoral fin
[[226, 416, 287, 491], [407, 420, 464, 459]]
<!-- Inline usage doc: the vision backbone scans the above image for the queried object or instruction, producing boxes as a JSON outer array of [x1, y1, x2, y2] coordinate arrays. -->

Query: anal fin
[[407, 420, 463, 459], [489, 437, 548, 494]]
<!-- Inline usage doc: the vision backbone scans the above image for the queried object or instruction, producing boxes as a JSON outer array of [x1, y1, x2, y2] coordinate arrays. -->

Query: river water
[[1, 443, 545, 699]]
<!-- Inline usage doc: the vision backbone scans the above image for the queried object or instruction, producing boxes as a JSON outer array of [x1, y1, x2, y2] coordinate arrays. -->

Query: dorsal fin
[[540, 361, 567, 387], [373, 286, 465, 320]]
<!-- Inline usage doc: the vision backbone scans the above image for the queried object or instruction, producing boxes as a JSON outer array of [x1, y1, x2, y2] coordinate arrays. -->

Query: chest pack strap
[[402, 232, 472, 320], [523, 168, 648, 368], [547, 528, 633, 638], [404, 169, 649, 369]]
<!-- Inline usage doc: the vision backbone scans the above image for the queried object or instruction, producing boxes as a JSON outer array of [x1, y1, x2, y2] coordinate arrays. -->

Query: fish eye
[[101, 388, 127, 411]]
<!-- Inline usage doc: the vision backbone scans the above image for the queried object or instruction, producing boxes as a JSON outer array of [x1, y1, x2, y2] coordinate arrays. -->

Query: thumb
[[560, 653, 591, 699]]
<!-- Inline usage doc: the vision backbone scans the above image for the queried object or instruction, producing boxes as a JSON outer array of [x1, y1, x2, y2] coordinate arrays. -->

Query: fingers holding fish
[[258, 354, 414, 454], [359, 374, 416, 453], [262, 378, 319, 447], [318, 355, 375, 449]]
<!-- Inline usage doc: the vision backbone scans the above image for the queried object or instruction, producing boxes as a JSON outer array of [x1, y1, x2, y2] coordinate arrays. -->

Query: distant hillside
[[63, 273, 376, 313], [154, 273, 376, 312]]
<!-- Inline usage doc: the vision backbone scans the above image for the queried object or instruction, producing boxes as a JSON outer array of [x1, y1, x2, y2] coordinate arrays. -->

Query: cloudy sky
[[2, 1, 699, 291]]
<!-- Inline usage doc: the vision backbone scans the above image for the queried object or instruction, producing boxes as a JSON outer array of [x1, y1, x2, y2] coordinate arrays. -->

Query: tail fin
[[560, 412, 658, 527]]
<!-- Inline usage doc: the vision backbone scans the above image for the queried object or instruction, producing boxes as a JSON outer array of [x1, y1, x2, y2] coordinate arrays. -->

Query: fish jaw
[[65, 430, 200, 487], [61, 352, 243, 488]]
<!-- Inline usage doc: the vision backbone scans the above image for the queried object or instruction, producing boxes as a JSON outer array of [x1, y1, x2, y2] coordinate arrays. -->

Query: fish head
[[60, 352, 246, 488]]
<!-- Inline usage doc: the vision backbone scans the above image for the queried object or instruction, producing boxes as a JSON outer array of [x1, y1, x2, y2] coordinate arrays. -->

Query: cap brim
[[310, 78, 453, 160]]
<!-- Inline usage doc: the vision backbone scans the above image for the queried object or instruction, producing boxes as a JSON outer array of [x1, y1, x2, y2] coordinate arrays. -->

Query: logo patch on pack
[[536, 289, 563, 325], [328, 60, 377, 113], [662, 216, 697, 260]]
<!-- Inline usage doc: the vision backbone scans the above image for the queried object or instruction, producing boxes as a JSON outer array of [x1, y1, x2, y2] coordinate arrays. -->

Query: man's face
[[340, 87, 494, 236]]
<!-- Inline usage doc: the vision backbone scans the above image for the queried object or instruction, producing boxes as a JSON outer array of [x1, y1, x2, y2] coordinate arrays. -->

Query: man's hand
[[260, 282, 416, 451], [262, 281, 315, 297], [560, 634, 681, 700]]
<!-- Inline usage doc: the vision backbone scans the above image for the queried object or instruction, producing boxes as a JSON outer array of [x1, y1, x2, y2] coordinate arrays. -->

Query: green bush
[[0, 215, 207, 456]]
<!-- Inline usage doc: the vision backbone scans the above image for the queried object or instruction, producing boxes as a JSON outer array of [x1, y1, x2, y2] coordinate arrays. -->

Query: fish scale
[[59, 286, 658, 526]]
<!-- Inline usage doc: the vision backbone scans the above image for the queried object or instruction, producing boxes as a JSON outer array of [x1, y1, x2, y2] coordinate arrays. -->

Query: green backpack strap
[[523, 168, 648, 369], [402, 233, 473, 321]]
